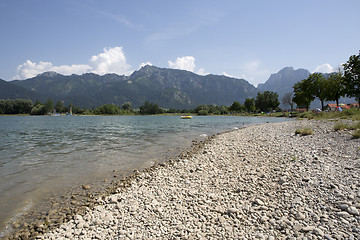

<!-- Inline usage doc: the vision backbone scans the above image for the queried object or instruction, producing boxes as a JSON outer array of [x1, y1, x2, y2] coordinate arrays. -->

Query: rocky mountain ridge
[[1, 65, 342, 109]]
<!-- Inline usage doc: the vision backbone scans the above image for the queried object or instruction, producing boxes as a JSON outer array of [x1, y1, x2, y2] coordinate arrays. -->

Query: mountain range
[[0, 65, 339, 109]]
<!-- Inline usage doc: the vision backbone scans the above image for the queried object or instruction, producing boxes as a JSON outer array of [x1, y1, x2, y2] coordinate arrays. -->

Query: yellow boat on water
[[181, 115, 192, 119]]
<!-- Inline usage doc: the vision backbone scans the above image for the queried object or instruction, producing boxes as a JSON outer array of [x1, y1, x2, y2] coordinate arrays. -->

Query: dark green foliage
[[55, 101, 66, 113], [197, 110, 209, 115], [93, 104, 121, 115], [293, 71, 347, 111], [122, 102, 132, 111], [193, 104, 228, 115], [228, 101, 243, 113], [326, 71, 346, 106], [44, 99, 54, 114], [308, 73, 328, 111], [293, 78, 315, 111], [244, 98, 256, 113], [30, 104, 47, 115], [255, 91, 280, 112], [0, 99, 33, 114], [343, 50, 360, 104], [139, 101, 164, 115]]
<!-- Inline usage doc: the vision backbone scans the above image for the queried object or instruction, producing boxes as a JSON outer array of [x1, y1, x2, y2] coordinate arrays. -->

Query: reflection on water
[[0, 115, 291, 235]]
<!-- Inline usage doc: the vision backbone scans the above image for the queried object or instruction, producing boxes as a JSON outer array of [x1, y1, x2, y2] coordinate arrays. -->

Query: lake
[[0, 115, 291, 236]]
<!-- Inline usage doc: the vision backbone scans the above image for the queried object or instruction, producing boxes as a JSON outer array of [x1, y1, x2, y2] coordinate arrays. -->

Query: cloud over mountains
[[14, 47, 132, 79], [14, 47, 207, 80]]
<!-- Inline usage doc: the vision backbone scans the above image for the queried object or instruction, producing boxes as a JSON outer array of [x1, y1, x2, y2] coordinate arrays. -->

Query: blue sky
[[1, 0, 359, 86]]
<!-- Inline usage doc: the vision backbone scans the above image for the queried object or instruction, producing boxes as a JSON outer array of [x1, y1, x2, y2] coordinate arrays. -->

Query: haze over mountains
[[0, 65, 342, 109]]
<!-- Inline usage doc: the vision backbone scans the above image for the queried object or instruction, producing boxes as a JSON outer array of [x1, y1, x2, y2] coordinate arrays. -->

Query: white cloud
[[89, 47, 132, 75], [196, 68, 207, 76], [222, 72, 236, 78], [139, 62, 153, 68], [14, 60, 91, 79], [168, 56, 196, 72], [14, 46, 132, 79], [51, 64, 92, 75], [313, 63, 334, 73]]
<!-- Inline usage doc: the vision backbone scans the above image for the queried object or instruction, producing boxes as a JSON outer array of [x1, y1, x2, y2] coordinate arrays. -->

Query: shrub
[[349, 122, 360, 130], [198, 110, 209, 115], [352, 129, 360, 139], [295, 127, 314, 136], [298, 112, 314, 119], [334, 122, 349, 131]]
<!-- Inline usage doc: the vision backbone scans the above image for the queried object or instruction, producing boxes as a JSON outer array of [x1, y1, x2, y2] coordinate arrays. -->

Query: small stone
[[254, 198, 264, 205], [108, 195, 118, 204], [293, 197, 302, 204], [324, 235, 335, 240], [278, 177, 286, 185], [302, 225, 315, 232], [82, 184, 91, 190], [260, 215, 269, 223], [313, 228, 325, 237], [337, 204, 349, 210], [217, 216, 226, 224], [294, 224, 303, 232], [302, 177, 310, 182], [227, 208, 238, 214], [347, 206, 359, 216], [336, 211, 351, 218], [295, 212, 306, 220]]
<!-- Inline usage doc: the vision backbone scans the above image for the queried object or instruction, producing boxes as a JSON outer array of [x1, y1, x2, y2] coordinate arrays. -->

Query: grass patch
[[295, 127, 314, 136], [334, 122, 350, 131], [297, 108, 360, 121], [352, 129, 360, 139], [334, 121, 360, 131], [348, 122, 360, 130], [298, 112, 314, 119]]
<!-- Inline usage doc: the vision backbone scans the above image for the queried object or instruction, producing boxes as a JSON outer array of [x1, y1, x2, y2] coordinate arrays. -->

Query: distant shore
[[4, 118, 360, 239]]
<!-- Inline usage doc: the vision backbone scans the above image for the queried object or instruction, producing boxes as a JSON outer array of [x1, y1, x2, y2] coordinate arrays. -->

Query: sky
[[0, 0, 359, 87]]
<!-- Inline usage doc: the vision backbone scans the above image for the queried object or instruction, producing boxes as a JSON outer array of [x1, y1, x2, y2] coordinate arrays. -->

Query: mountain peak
[[279, 67, 294, 72], [36, 71, 60, 78]]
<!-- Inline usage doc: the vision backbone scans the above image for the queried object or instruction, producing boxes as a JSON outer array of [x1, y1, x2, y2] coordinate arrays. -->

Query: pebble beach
[[25, 119, 360, 239]]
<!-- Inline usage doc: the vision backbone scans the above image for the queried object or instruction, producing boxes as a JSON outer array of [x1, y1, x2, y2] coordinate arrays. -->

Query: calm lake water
[[0, 115, 291, 235]]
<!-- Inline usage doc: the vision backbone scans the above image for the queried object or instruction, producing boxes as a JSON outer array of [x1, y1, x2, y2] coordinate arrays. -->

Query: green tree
[[219, 105, 229, 115], [30, 104, 47, 115], [255, 91, 280, 112], [293, 79, 314, 111], [197, 109, 209, 115], [139, 101, 164, 114], [44, 99, 54, 114], [228, 101, 243, 113], [343, 50, 360, 105], [122, 102, 132, 111], [0, 99, 33, 114], [308, 73, 328, 111], [193, 105, 209, 114], [326, 69, 345, 106], [55, 101, 65, 113], [244, 98, 256, 113], [94, 104, 121, 115]]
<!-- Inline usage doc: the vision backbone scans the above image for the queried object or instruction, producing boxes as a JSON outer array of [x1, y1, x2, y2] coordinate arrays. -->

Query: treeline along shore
[[8, 119, 355, 239]]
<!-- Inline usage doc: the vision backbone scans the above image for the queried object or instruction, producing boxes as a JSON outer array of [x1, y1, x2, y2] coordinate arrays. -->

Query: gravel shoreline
[[33, 119, 360, 239]]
